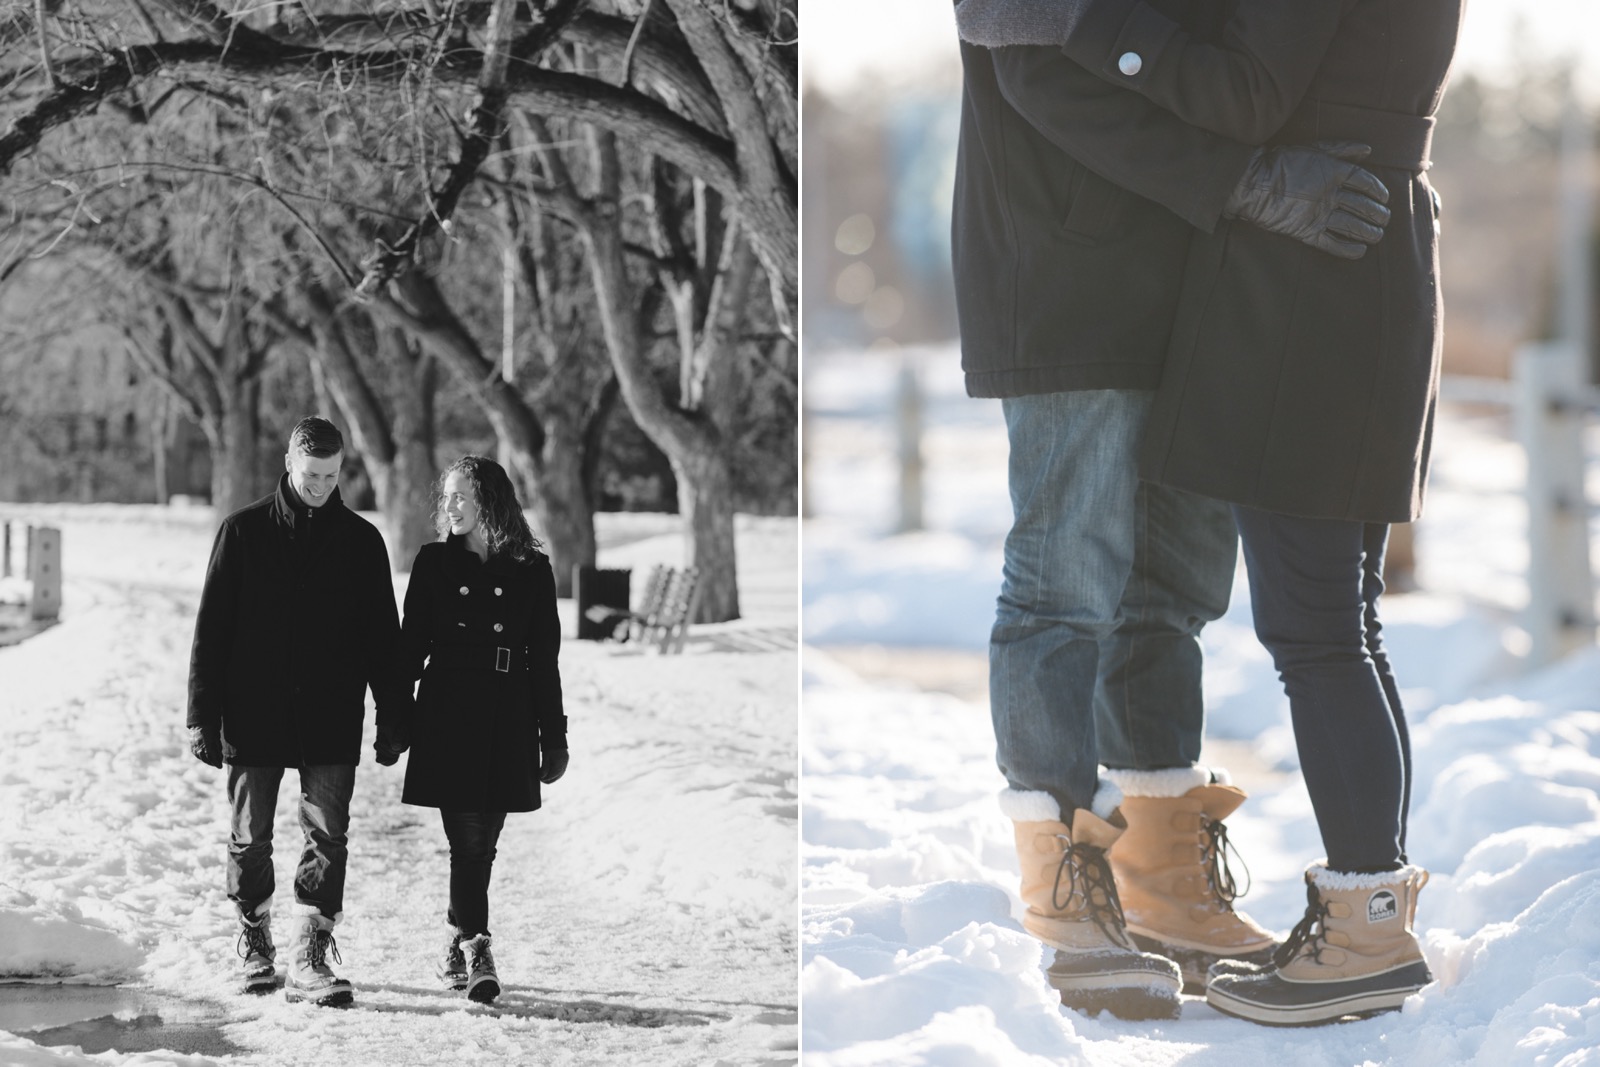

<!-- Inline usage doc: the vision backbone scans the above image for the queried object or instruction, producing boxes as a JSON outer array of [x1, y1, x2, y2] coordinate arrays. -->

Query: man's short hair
[[287, 417, 344, 458]]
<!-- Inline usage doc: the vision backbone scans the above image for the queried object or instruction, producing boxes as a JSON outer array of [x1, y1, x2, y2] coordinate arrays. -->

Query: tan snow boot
[[1105, 767, 1277, 991], [1004, 787, 1182, 1020], [1207, 864, 1433, 1026]]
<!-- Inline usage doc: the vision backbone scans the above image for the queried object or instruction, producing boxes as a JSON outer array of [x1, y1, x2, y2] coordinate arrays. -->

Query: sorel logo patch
[[1367, 889, 1399, 924]]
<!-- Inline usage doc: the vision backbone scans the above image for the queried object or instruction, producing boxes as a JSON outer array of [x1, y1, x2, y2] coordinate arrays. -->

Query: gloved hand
[[1224, 141, 1391, 260], [189, 724, 223, 768], [954, 0, 1095, 47], [374, 720, 411, 767], [540, 748, 569, 785]]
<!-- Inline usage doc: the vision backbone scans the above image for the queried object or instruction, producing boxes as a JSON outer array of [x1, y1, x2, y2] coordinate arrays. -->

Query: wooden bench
[[583, 563, 701, 654]]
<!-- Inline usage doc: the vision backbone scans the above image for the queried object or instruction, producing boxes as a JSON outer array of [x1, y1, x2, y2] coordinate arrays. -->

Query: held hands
[[374, 720, 411, 767], [540, 748, 569, 785], [1224, 141, 1392, 260], [188, 724, 223, 768]]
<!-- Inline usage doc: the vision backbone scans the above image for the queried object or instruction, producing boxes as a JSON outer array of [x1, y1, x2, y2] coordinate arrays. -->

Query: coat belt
[[1274, 100, 1435, 172], [426, 645, 524, 673]]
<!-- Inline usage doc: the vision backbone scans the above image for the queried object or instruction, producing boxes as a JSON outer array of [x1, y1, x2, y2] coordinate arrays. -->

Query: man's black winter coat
[[951, 0, 1254, 398], [186, 476, 410, 767]]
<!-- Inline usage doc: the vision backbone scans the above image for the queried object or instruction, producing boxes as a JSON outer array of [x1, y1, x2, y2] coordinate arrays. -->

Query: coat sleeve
[[986, 42, 1254, 231], [186, 518, 241, 730], [360, 527, 412, 729], [528, 553, 566, 752], [399, 545, 434, 688], [1054, 0, 1349, 144]]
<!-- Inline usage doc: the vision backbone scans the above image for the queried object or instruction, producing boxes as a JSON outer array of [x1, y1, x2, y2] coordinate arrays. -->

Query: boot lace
[[1272, 882, 1330, 968], [1051, 839, 1129, 941], [1203, 817, 1252, 908], [307, 928, 343, 970], [236, 923, 272, 961]]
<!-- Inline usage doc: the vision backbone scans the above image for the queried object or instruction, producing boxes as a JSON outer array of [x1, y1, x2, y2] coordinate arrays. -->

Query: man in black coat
[[187, 416, 411, 1006], [949, 0, 1393, 1019]]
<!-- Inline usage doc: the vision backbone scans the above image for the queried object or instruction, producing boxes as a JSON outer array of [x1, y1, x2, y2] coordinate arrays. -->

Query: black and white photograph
[[0, 2, 798, 1063]]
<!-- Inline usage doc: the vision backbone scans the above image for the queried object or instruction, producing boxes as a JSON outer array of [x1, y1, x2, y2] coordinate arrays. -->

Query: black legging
[[1232, 505, 1412, 874], [440, 810, 508, 937]]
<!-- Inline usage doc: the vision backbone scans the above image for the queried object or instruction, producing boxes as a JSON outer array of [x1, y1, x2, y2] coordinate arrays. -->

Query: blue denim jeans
[[440, 811, 507, 937], [226, 764, 356, 919], [1233, 506, 1409, 873], [991, 390, 1237, 818]]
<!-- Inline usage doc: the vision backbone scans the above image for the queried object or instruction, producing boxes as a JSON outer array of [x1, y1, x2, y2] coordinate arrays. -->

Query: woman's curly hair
[[434, 455, 542, 561]]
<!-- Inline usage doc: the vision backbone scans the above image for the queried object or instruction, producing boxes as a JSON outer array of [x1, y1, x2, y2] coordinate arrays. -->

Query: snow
[[801, 344, 1600, 1066], [0, 505, 797, 1065]]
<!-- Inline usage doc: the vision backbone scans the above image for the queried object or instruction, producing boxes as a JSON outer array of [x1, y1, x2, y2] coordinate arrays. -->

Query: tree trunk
[[674, 447, 739, 622], [210, 374, 261, 516], [530, 407, 597, 597], [573, 137, 741, 622]]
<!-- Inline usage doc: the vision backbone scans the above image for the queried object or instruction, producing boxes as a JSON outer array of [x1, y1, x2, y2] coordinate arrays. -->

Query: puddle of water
[[0, 983, 246, 1058]]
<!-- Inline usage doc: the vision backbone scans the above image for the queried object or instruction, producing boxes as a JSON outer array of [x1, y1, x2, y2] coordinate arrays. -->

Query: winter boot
[[1206, 864, 1433, 1026], [284, 912, 354, 1007], [1004, 787, 1183, 1020], [1104, 767, 1278, 992], [235, 907, 277, 994], [438, 923, 469, 991], [462, 932, 500, 1003]]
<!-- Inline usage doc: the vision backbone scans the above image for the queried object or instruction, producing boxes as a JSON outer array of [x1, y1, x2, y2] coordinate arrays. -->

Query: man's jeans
[[440, 811, 508, 937], [991, 390, 1237, 818], [227, 764, 356, 920]]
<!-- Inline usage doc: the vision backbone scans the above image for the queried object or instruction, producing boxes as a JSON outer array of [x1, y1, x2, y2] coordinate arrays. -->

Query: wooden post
[[895, 351, 924, 533], [1514, 342, 1595, 666], [27, 525, 62, 622], [2, 521, 10, 580]]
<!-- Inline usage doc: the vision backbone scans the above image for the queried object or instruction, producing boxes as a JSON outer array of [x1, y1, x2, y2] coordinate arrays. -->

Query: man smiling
[[187, 416, 412, 1006]]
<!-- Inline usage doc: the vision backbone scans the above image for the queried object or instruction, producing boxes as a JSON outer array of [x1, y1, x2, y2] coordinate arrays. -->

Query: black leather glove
[[540, 748, 569, 785], [188, 725, 222, 768], [1224, 141, 1391, 260], [374, 720, 411, 767]]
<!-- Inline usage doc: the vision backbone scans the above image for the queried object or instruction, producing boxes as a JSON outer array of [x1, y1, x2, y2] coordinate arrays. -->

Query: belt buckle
[[495, 647, 510, 672]]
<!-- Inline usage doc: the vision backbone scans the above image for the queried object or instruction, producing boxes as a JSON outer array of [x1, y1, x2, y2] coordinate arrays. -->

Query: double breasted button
[[459, 586, 469, 595], [495, 587, 503, 596], [493, 623, 504, 632], [1118, 51, 1142, 76]]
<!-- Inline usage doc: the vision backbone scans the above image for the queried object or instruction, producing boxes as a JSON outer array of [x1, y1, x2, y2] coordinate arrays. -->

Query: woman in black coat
[[393, 455, 567, 1003], [956, 0, 1462, 1026]]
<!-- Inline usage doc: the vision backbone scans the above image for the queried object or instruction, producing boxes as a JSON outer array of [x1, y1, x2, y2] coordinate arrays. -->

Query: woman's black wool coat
[[398, 536, 566, 813], [1063, 0, 1465, 522]]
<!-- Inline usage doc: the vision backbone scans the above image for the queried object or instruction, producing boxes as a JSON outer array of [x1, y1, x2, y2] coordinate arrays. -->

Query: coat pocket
[[1060, 165, 1127, 246]]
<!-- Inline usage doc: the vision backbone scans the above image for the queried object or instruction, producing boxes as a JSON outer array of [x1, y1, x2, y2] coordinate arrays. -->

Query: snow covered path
[[0, 508, 797, 1066]]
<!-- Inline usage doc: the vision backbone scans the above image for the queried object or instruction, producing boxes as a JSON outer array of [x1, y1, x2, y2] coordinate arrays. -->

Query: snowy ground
[[0, 505, 798, 1066], [801, 345, 1600, 1066]]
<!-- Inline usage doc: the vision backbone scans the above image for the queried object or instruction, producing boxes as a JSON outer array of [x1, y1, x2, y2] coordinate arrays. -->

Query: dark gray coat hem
[[966, 362, 1161, 399]]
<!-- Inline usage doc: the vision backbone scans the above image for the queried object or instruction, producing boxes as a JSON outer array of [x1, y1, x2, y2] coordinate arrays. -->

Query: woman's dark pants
[[440, 810, 507, 937], [1233, 505, 1412, 874]]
